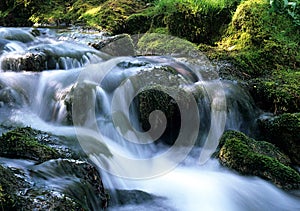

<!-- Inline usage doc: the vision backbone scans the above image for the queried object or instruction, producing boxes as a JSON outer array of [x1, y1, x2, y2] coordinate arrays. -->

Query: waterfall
[[0, 27, 299, 211]]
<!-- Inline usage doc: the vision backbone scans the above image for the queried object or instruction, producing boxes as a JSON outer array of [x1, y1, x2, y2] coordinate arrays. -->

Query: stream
[[0, 27, 299, 210]]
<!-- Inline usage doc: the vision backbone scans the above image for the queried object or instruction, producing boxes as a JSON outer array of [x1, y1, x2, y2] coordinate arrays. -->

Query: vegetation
[[218, 130, 300, 190], [258, 113, 300, 165], [0, 127, 61, 162]]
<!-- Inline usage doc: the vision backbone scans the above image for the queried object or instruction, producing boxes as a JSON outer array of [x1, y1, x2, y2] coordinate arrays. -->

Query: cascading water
[[0, 27, 299, 210]]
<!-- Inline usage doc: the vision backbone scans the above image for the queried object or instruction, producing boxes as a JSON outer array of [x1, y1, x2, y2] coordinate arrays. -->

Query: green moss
[[80, 0, 145, 34], [252, 70, 300, 113], [218, 130, 300, 190], [0, 127, 60, 162], [0, 165, 25, 209], [137, 33, 198, 56], [218, 0, 300, 76], [258, 113, 300, 165]]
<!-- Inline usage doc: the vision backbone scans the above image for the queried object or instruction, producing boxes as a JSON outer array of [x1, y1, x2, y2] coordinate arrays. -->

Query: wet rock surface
[[217, 130, 300, 190], [0, 126, 109, 210]]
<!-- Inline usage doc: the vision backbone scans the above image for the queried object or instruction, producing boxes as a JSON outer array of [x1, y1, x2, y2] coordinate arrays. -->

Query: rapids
[[0, 27, 299, 210]]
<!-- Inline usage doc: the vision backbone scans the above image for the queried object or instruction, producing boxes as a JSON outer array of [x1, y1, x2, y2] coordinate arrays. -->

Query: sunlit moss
[[217, 0, 300, 76]]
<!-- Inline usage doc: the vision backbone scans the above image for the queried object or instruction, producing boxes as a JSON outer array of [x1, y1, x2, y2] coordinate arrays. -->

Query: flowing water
[[0, 27, 299, 210]]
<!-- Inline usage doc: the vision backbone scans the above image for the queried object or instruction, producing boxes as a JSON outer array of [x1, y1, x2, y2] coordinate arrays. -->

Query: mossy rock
[[81, 0, 146, 34], [137, 32, 199, 56], [0, 165, 26, 209], [166, 3, 233, 44], [124, 13, 152, 34], [251, 70, 300, 114], [30, 159, 109, 210], [0, 127, 62, 162], [218, 130, 300, 190], [0, 159, 108, 210], [218, 0, 300, 76], [132, 66, 195, 145], [258, 113, 300, 166]]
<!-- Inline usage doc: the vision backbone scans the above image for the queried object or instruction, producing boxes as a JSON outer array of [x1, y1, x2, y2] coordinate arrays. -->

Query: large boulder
[[90, 34, 135, 56], [80, 0, 146, 34], [134, 66, 196, 145], [218, 130, 300, 190], [258, 113, 300, 166]]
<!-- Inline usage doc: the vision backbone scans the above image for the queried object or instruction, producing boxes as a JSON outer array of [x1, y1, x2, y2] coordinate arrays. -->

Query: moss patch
[[0, 165, 25, 209], [258, 113, 300, 165], [0, 127, 60, 162], [218, 130, 300, 190], [137, 33, 198, 56], [251, 70, 300, 114], [80, 0, 146, 34], [217, 0, 300, 77]]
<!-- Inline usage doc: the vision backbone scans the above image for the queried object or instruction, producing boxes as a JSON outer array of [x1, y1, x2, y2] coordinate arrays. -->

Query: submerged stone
[[218, 130, 300, 190]]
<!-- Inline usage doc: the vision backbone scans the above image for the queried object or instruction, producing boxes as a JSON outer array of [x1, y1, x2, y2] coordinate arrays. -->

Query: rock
[[0, 127, 77, 162], [258, 113, 300, 166], [218, 130, 300, 190], [30, 159, 108, 210], [90, 34, 135, 56], [251, 71, 300, 114], [134, 66, 195, 145], [1, 52, 47, 72], [80, 0, 145, 34], [137, 33, 199, 57], [0, 85, 26, 107], [0, 164, 27, 209], [109, 189, 160, 206], [0, 158, 109, 210]]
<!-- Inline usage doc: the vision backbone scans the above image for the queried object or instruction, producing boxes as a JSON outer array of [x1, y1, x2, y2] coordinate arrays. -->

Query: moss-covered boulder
[[133, 66, 196, 145], [165, 2, 234, 44], [137, 32, 199, 56], [258, 113, 300, 166], [0, 127, 69, 162], [81, 0, 146, 34], [218, 130, 300, 190], [218, 0, 300, 77], [251, 70, 300, 114]]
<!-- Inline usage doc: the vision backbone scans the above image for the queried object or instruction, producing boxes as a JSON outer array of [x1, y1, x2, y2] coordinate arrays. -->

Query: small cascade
[[0, 27, 299, 211], [0, 28, 107, 72]]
